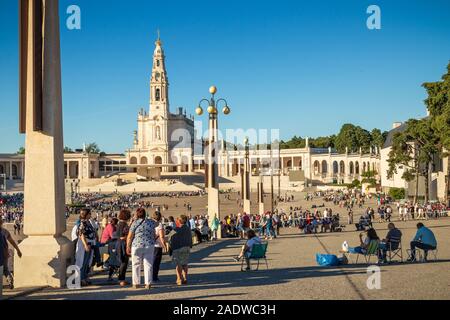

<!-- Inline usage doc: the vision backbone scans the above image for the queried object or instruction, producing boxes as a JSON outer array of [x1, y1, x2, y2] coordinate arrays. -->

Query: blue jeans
[[410, 241, 436, 260], [81, 249, 93, 281], [348, 246, 364, 254]]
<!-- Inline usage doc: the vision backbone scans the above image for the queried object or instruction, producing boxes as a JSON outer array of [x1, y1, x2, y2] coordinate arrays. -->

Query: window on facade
[[157, 60, 160, 67], [156, 88, 161, 101]]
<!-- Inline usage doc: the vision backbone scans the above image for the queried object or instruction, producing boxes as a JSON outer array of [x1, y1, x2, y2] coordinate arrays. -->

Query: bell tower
[[149, 31, 169, 118]]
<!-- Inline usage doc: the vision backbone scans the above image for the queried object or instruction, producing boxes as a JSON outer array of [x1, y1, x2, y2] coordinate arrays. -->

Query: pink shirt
[[101, 224, 115, 244]]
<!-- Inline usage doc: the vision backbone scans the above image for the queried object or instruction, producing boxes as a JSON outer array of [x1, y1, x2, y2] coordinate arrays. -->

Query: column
[[243, 149, 251, 214], [291, 156, 294, 170], [9, 161, 13, 180], [238, 157, 242, 176], [258, 175, 265, 214], [207, 114, 221, 238], [15, 0, 71, 289], [21, 161, 24, 180], [188, 155, 193, 173]]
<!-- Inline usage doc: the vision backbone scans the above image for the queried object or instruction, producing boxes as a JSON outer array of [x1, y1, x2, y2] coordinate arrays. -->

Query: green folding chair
[[241, 242, 269, 271], [356, 240, 379, 264]]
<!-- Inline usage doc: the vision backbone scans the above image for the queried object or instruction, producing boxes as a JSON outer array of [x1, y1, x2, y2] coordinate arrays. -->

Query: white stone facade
[[126, 37, 194, 172]]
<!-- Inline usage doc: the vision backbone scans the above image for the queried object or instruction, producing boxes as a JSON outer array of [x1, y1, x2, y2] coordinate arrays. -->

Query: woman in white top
[[152, 211, 167, 282]]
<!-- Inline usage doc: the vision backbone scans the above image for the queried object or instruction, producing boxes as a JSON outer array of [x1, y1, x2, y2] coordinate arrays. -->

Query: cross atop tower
[[156, 28, 162, 46]]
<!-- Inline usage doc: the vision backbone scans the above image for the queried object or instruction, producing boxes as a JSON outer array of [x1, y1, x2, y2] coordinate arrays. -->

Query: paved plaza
[[3, 194, 449, 300]]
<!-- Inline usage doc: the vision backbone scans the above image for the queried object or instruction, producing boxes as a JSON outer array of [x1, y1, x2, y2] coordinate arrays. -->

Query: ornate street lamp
[[242, 137, 251, 214], [196, 86, 230, 239]]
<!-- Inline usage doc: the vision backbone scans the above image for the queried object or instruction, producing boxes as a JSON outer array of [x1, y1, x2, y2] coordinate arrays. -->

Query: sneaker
[[233, 256, 241, 262], [406, 257, 416, 262], [145, 284, 152, 290], [7, 276, 14, 290]]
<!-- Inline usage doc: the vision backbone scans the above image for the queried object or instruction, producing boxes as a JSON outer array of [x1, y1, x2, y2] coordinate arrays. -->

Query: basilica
[[126, 37, 195, 173]]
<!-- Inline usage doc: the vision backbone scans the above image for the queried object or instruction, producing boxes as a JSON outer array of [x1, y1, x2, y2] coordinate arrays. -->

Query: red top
[[242, 215, 251, 228], [101, 223, 115, 244]]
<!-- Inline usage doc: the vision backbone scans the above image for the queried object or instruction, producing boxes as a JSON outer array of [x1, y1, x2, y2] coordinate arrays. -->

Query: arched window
[[339, 161, 345, 174], [156, 60, 160, 67], [333, 161, 339, 174], [313, 161, 320, 175], [155, 88, 161, 101], [321, 160, 328, 174], [0, 165, 4, 174]]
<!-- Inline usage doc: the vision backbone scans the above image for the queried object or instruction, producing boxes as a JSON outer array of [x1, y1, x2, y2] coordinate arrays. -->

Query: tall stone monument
[[15, 0, 72, 288]]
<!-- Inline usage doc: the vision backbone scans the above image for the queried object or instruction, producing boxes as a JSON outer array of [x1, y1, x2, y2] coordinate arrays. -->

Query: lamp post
[[196, 86, 230, 239], [242, 137, 251, 214], [270, 147, 274, 213]]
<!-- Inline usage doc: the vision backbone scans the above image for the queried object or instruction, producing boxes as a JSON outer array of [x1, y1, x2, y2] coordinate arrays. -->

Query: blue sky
[[1, 0, 450, 153]]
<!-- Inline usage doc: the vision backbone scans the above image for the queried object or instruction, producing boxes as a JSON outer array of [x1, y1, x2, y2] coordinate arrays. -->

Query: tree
[[310, 135, 335, 148], [387, 118, 440, 203], [371, 128, 388, 150], [387, 129, 419, 202], [334, 124, 372, 153], [361, 170, 378, 187], [423, 62, 450, 205], [64, 146, 74, 153], [389, 188, 406, 200], [16, 147, 25, 155], [85, 143, 101, 154]]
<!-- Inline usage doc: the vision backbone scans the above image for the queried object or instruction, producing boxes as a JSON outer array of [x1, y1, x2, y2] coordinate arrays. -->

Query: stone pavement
[[13, 217, 450, 300]]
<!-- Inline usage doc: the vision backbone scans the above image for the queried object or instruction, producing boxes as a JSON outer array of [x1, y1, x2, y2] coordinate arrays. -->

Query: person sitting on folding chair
[[378, 223, 402, 263], [233, 229, 262, 270], [343, 228, 380, 255], [407, 223, 437, 262]]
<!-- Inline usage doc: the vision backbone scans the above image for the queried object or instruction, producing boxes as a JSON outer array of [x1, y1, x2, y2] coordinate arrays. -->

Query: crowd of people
[[0, 194, 24, 235], [1, 188, 449, 290], [71, 207, 194, 288]]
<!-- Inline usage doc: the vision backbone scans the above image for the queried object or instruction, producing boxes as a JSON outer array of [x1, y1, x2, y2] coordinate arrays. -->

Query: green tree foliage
[[387, 118, 440, 203], [350, 179, 361, 189], [279, 125, 385, 152], [389, 187, 406, 200], [64, 146, 74, 153], [361, 170, 378, 186], [85, 143, 101, 154], [423, 62, 450, 204], [334, 124, 375, 153], [16, 147, 25, 155]]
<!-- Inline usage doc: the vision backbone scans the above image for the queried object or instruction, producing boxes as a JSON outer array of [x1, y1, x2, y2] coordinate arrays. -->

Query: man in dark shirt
[[379, 223, 402, 263]]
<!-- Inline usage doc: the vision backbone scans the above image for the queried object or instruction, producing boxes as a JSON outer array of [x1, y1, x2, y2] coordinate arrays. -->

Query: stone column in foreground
[[15, 0, 72, 289]]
